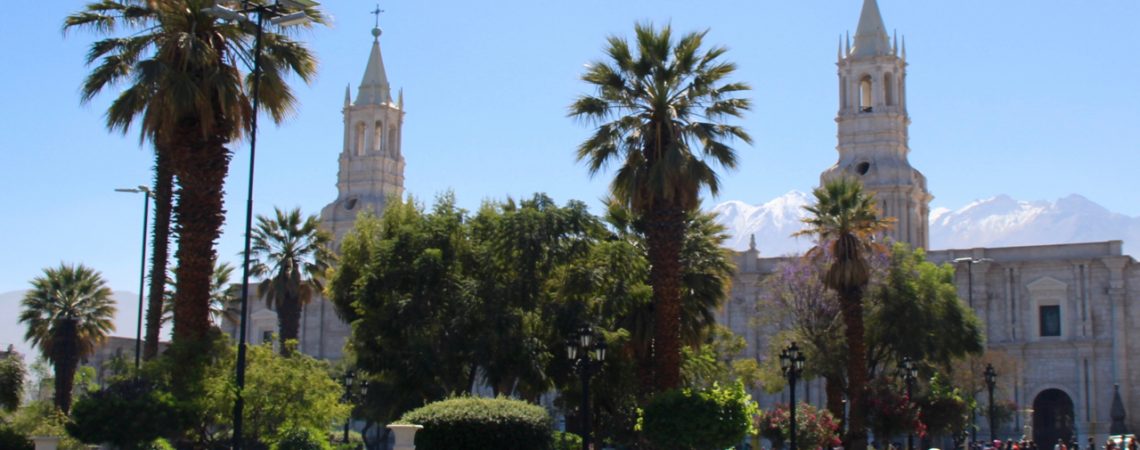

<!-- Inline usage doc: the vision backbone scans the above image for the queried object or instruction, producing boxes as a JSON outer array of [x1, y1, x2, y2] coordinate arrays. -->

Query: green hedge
[[553, 431, 582, 450], [641, 382, 758, 450], [399, 396, 553, 450]]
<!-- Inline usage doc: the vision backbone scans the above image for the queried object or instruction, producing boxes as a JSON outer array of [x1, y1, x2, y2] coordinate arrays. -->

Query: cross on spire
[[370, 4, 384, 29]]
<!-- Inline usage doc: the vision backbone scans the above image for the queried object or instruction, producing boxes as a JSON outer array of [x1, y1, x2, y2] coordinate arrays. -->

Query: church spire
[[850, 0, 891, 58], [356, 20, 391, 105]]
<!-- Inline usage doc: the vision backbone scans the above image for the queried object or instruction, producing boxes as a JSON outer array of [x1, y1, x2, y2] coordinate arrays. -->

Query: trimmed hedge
[[641, 382, 758, 450], [553, 431, 583, 450], [399, 397, 553, 450]]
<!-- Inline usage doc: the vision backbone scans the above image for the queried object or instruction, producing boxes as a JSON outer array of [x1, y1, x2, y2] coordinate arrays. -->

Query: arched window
[[354, 122, 366, 156], [859, 76, 873, 112], [373, 122, 384, 153], [388, 124, 398, 157], [884, 73, 895, 106]]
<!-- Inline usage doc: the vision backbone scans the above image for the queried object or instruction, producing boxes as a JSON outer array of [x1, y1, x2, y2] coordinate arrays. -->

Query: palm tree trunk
[[278, 293, 301, 356], [840, 286, 868, 450], [144, 145, 174, 360], [171, 124, 230, 360], [52, 317, 79, 414], [826, 375, 845, 432], [646, 206, 686, 391]]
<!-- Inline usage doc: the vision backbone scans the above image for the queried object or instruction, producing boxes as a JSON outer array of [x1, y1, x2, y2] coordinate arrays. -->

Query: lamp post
[[780, 342, 806, 450], [342, 371, 367, 443], [202, 2, 319, 449], [985, 364, 997, 443], [115, 186, 151, 372], [899, 357, 918, 450], [954, 256, 991, 449], [566, 326, 606, 450]]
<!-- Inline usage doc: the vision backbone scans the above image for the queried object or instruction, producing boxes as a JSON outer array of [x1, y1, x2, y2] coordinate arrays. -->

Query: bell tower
[[320, 23, 406, 243], [822, 0, 932, 249]]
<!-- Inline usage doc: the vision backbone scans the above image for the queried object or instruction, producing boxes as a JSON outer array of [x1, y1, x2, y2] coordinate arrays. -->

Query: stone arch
[[1032, 388, 1075, 447], [841, 76, 848, 109], [354, 122, 366, 156], [388, 123, 399, 157], [884, 72, 895, 106], [859, 75, 873, 112], [373, 121, 384, 153]]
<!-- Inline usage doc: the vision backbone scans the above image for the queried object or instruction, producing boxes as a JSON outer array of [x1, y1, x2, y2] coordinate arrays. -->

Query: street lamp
[[202, 2, 319, 449], [985, 364, 997, 443], [780, 342, 806, 450], [898, 357, 918, 450], [342, 371, 368, 443], [566, 326, 606, 450], [115, 186, 151, 372], [954, 256, 991, 448]]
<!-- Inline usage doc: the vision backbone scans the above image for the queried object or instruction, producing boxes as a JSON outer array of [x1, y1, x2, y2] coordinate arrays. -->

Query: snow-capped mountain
[[711, 192, 1139, 257]]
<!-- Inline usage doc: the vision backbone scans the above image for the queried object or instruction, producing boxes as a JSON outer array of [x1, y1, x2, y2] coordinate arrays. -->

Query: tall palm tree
[[19, 264, 116, 413], [794, 177, 893, 450], [63, 0, 324, 360], [162, 261, 240, 329], [250, 207, 333, 355], [569, 23, 751, 390]]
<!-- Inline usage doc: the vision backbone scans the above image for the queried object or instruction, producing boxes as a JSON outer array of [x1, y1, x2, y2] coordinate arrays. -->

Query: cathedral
[[223, 0, 1140, 446], [721, 0, 1140, 446]]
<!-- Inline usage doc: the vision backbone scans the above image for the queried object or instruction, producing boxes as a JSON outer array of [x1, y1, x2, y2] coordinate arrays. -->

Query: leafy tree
[[66, 378, 183, 450], [327, 194, 481, 420], [865, 243, 984, 375], [794, 177, 893, 450], [251, 208, 333, 355], [680, 325, 762, 390], [865, 375, 922, 444], [569, 22, 752, 390], [920, 373, 973, 447], [19, 264, 116, 413], [640, 382, 758, 450], [63, 0, 325, 368], [0, 351, 25, 412]]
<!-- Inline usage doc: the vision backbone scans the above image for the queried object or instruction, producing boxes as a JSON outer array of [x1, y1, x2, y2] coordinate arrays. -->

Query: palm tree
[[250, 208, 333, 355], [19, 264, 116, 413], [63, 0, 324, 359], [569, 23, 751, 390], [794, 177, 893, 450], [162, 261, 240, 329]]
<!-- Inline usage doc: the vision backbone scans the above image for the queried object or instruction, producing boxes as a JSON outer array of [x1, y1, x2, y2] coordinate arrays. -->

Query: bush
[[271, 427, 332, 450], [756, 403, 841, 450], [66, 378, 184, 450], [641, 382, 758, 450], [399, 396, 553, 450], [553, 431, 582, 450], [0, 425, 33, 450]]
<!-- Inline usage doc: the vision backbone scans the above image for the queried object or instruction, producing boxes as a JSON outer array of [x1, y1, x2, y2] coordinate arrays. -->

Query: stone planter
[[387, 423, 423, 450], [31, 436, 61, 450]]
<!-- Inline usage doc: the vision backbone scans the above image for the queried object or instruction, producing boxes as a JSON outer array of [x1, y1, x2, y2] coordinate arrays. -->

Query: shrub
[[553, 431, 582, 450], [66, 378, 184, 450], [641, 382, 758, 450], [399, 396, 553, 450], [271, 427, 332, 450], [756, 403, 841, 450], [0, 425, 33, 450]]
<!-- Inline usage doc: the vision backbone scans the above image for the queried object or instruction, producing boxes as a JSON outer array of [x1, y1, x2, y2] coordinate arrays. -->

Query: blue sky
[[2, 0, 1138, 298]]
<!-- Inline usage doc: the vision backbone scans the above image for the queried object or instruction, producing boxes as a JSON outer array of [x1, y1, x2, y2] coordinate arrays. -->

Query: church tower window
[[859, 76, 873, 112], [373, 122, 384, 153], [354, 122, 366, 156], [884, 73, 895, 106]]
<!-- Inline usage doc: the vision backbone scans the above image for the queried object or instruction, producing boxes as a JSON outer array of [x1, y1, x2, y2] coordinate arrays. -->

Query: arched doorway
[[1033, 389, 1075, 447]]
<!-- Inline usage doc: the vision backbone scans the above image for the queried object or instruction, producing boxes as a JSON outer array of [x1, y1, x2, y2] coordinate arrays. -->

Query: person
[[1105, 438, 1116, 450], [1057, 439, 1068, 450]]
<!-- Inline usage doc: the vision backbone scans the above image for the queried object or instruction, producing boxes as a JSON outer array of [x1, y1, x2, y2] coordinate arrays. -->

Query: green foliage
[[399, 396, 553, 450], [552, 431, 583, 450], [0, 354, 25, 412], [866, 243, 984, 373], [6, 401, 87, 449], [681, 325, 762, 390], [147, 438, 175, 450], [756, 403, 841, 450], [66, 378, 183, 450], [641, 382, 758, 450], [198, 342, 349, 447], [920, 374, 972, 439], [0, 424, 33, 450], [865, 376, 922, 442], [271, 427, 332, 450]]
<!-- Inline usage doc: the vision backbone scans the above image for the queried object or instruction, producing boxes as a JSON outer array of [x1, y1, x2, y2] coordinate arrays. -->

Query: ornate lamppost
[[780, 342, 806, 450], [566, 326, 606, 450], [342, 370, 369, 443], [201, 2, 319, 449], [899, 357, 918, 450], [985, 364, 997, 443]]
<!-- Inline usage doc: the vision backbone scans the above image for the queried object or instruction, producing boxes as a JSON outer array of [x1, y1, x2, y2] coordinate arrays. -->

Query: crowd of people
[[970, 436, 1139, 450]]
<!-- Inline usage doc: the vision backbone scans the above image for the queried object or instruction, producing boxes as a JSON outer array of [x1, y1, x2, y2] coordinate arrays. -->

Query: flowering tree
[[757, 403, 842, 450], [866, 376, 925, 444]]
